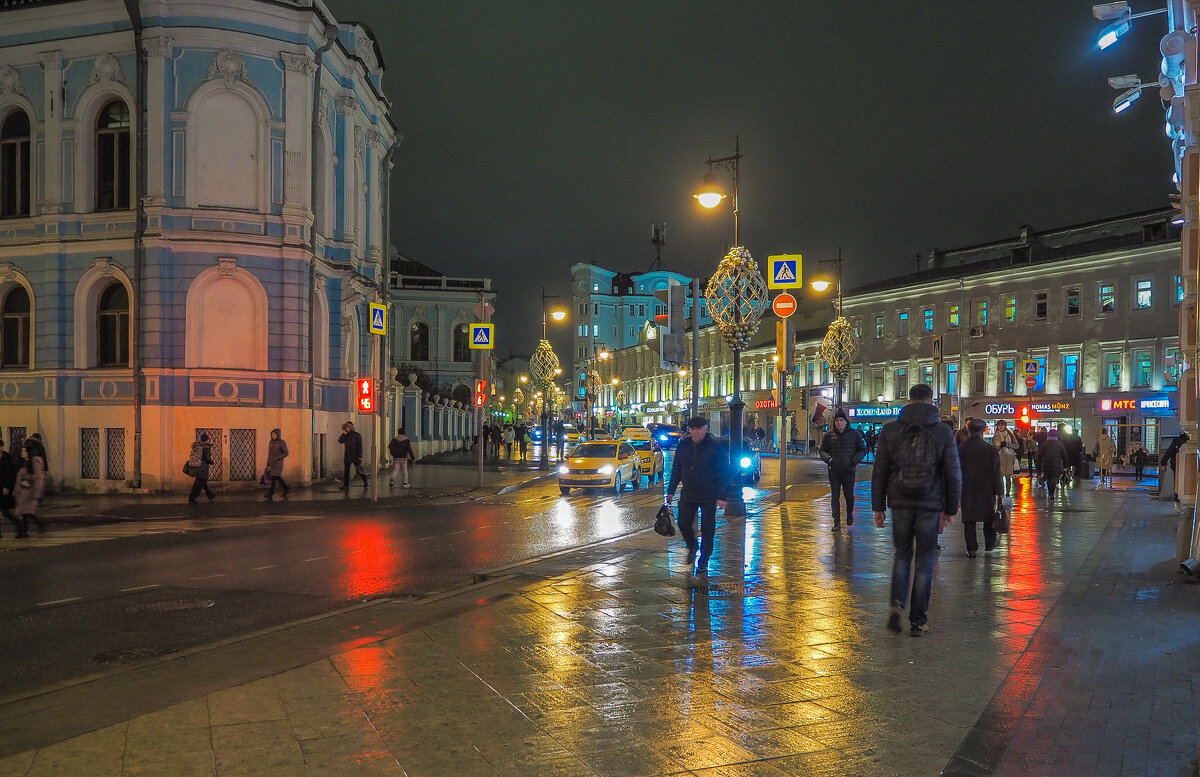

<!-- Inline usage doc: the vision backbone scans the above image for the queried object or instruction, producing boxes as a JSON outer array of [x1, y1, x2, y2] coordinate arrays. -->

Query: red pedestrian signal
[[474, 379, 487, 407], [1017, 405, 1031, 427], [356, 378, 375, 412]]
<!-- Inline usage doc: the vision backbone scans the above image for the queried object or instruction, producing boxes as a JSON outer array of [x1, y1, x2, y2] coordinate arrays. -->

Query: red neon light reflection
[[337, 522, 400, 599]]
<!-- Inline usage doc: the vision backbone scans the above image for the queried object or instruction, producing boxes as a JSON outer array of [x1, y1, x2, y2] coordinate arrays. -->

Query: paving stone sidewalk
[[0, 478, 1196, 776]]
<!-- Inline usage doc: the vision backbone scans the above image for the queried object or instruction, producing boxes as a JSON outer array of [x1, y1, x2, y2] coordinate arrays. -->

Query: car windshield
[[629, 440, 653, 451], [573, 443, 617, 458]]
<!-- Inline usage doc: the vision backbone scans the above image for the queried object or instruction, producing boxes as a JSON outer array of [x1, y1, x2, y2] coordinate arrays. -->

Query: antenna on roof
[[649, 222, 667, 272]]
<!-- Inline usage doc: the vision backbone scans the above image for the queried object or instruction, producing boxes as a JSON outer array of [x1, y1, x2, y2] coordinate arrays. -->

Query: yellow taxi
[[619, 427, 664, 486], [557, 440, 641, 495]]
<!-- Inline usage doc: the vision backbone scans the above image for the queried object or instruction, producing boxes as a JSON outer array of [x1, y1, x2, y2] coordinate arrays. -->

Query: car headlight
[[658, 435, 667, 441], [558, 465, 570, 475], [598, 465, 614, 475], [740, 456, 752, 469]]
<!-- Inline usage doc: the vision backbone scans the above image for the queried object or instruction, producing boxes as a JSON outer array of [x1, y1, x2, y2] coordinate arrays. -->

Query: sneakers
[[886, 607, 903, 633], [911, 623, 929, 637], [403, 482, 411, 488]]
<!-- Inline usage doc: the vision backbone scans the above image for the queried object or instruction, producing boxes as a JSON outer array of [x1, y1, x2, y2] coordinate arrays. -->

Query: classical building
[[0, 0, 401, 491]]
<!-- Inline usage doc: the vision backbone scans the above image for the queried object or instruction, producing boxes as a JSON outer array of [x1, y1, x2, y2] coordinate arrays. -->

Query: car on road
[[717, 437, 762, 484], [625, 437, 665, 486], [557, 441, 642, 494], [586, 428, 614, 441], [651, 423, 682, 450], [562, 424, 584, 444]]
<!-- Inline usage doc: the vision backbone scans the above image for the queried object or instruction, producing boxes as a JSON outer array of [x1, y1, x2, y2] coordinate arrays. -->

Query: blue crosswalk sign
[[469, 323, 494, 349], [368, 303, 386, 336], [767, 254, 803, 289]]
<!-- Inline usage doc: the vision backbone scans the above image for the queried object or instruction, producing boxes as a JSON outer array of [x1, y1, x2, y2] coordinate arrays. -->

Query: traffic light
[[1016, 405, 1031, 428], [474, 379, 487, 407], [355, 378, 375, 412], [656, 281, 687, 369]]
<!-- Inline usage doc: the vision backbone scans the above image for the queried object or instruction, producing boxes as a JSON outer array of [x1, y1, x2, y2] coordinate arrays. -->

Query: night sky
[[324, 1, 1173, 356]]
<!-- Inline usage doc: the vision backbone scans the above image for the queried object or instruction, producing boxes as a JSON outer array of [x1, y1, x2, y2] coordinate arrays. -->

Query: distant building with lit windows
[[0, 0, 398, 491]]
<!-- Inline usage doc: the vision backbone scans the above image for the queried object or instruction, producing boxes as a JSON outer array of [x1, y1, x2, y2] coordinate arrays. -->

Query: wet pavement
[[0, 473, 1196, 776]]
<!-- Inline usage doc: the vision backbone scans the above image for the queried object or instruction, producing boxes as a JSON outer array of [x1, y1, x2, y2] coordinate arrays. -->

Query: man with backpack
[[871, 384, 961, 637]]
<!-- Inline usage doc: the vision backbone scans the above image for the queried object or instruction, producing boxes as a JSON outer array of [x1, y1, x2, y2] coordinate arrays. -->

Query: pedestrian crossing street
[[3, 514, 320, 548]]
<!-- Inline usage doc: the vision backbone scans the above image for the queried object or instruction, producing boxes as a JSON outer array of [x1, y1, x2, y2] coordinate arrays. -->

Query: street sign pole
[[779, 368, 787, 504]]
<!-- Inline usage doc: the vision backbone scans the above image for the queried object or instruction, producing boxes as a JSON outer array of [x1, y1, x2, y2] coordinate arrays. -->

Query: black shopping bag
[[654, 504, 676, 536]]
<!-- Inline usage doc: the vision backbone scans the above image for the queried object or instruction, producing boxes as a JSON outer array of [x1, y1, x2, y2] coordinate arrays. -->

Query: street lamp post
[[811, 248, 858, 408], [535, 288, 567, 471], [695, 138, 767, 517]]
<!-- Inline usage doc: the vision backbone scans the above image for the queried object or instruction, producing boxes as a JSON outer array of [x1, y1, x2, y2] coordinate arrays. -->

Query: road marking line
[[478, 525, 491, 528], [302, 556, 328, 562], [418, 536, 435, 541], [252, 565, 275, 571], [189, 573, 225, 580], [119, 584, 160, 593], [449, 530, 466, 535], [37, 597, 82, 607]]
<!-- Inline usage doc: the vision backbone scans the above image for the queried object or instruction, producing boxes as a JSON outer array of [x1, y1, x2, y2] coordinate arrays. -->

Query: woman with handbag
[[264, 428, 290, 501], [957, 419, 1004, 557], [13, 439, 47, 538], [186, 432, 216, 503]]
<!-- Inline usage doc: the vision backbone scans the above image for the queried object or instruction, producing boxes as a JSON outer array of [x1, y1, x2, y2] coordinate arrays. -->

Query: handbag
[[654, 504, 676, 536], [182, 462, 195, 477], [994, 497, 1012, 534], [260, 467, 272, 486]]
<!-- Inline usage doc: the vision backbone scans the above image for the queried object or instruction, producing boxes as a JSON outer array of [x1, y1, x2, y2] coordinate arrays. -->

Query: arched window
[[1, 285, 31, 367], [96, 100, 130, 211], [452, 323, 470, 362], [452, 384, 471, 406], [0, 111, 30, 218], [97, 282, 129, 367], [409, 321, 429, 361]]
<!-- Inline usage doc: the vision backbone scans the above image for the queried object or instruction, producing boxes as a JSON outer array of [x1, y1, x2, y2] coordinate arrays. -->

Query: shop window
[[898, 311, 909, 336], [0, 110, 30, 218], [894, 367, 908, 397], [96, 100, 131, 211], [948, 304, 959, 328], [1132, 349, 1152, 387], [1062, 354, 1078, 391], [1099, 284, 1116, 314], [922, 308, 934, 332], [1135, 279, 1152, 309], [946, 363, 958, 395], [1065, 288, 1079, 317], [1004, 296, 1016, 323], [1001, 359, 1014, 393], [874, 315, 883, 338], [1, 285, 31, 367], [1034, 292, 1047, 321], [1102, 352, 1121, 388]]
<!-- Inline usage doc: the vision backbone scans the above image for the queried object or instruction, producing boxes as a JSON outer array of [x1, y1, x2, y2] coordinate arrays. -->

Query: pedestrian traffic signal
[[474, 379, 487, 407], [1016, 405, 1031, 427], [656, 281, 687, 369], [356, 378, 375, 412]]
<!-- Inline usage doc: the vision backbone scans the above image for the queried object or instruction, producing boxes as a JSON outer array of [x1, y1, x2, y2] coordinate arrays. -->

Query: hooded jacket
[[819, 415, 867, 472], [667, 431, 731, 503], [267, 429, 288, 473], [1037, 433, 1068, 475], [870, 402, 962, 514]]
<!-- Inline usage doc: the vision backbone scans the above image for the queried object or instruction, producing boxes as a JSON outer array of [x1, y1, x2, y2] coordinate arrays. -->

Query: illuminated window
[[898, 311, 909, 336], [1174, 275, 1184, 305], [0, 110, 30, 218], [874, 315, 883, 338], [1132, 349, 1151, 387], [1103, 352, 1121, 388], [975, 300, 988, 327], [96, 100, 131, 211], [921, 364, 933, 385], [948, 304, 959, 328], [1062, 354, 1078, 390], [946, 363, 958, 395], [1065, 288, 1079, 317], [923, 308, 934, 332], [1001, 359, 1014, 393], [1034, 292, 1048, 321], [1135, 279, 1152, 309], [1099, 284, 1116, 314], [1004, 296, 1016, 323], [894, 367, 908, 396]]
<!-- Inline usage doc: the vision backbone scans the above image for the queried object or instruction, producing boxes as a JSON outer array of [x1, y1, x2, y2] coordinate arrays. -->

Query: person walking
[[554, 419, 566, 460], [0, 438, 16, 537], [517, 423, 529, 461], [1063, 426, 1084, 482], [503, 425, 515, 458], [264, 428, 290, 501], [872, 384, 961, 637], [1094, 427, 1117, 489], [959, 419, 1003, 557], [819, 409, 867, 531], [1129, 442, 1148, 481], [665, 417, 732, 588], [388, 427, 415, 488], [338, 422, 368, 490], [12, 440, 46, 538], [993, 420, 1019, 495], [1037, 428, 1069, 499], [954, 417, 972, 446], [186, 432, 216, 503]]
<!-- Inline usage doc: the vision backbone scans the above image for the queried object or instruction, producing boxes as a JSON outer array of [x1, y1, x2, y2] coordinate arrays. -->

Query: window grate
[[105, 427, 126, 480], [228, 428, 257, 481], [81, 428, 100, 479], [8, 426, 26, 451], [197, 428, 224, 481]]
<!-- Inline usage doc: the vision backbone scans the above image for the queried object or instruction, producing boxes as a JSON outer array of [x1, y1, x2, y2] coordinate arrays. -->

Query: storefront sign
[[846, 406, 900, 418], [1029, 401, 1072, 413], [983, 403, 1016, 415], [1098, 398, 1137, 411], [980, 400, 1072, 417], [755, 399, 777, 409], [1140, 397, 1171, 410]]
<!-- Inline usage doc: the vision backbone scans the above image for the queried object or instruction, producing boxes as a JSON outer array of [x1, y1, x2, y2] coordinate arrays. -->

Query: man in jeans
[[871, 384, 961, 636], [665, 417, 731, 587]]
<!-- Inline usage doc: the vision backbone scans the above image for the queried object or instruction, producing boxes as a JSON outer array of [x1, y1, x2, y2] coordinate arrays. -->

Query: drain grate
[[126, 599, 216, 613]]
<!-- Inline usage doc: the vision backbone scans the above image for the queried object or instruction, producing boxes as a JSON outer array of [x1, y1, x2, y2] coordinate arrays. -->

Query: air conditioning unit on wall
[[969, 327, 986, 338]]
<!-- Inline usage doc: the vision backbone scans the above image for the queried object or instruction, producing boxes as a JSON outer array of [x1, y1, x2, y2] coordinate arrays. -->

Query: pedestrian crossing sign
[[1022, 359, 1040, 376], [368, 303, 386, 336], [767, 254, 803, 289], [469, 323, 494, 349]]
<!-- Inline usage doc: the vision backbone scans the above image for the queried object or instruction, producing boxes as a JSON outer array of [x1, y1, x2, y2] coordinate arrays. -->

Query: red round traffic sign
[[1025, 376, 1037, 388], [772, 292, 797, 318]]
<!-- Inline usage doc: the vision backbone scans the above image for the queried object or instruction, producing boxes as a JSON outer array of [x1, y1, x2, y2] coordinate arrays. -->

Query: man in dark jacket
[[666, 417, 731, 587], [1060, 424, 1084, 482], [0, 438, 16, 536], [872, 384, 962, 637], [819, 409, 867, 531], [958, 419, 1003, 557], [338, 422, 368, 490], [1037, 428, 1069, 500]]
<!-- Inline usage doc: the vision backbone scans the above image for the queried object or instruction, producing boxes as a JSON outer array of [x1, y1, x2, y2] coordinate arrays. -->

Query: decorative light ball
[[530, 339, 560, 388], [704, 246, 769, 351], [820, 317, 860, 379], [587, 369, 602, 398], [513, 387, 524, 406]]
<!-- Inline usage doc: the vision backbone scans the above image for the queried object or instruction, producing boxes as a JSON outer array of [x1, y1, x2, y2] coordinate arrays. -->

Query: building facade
[[0, 0, 399, 491]]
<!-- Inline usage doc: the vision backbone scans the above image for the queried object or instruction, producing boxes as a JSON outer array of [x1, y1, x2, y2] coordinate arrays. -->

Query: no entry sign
[[772, 292, 797, 318]]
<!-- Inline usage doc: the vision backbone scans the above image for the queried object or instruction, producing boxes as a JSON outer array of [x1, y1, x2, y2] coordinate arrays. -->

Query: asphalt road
[[0, 455, 832, 699]]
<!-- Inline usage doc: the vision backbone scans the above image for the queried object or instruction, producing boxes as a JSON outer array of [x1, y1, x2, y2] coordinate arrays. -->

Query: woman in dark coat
[[187, 433, 216, 503], [264, 428, 289, 501], [1037, 428, 1069, 500], [957, 418, 1003, 557], [12, 440, 46, 538]]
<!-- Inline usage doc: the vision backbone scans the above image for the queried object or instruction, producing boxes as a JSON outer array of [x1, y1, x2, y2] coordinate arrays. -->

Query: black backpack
[[890, 423, 937, 499]]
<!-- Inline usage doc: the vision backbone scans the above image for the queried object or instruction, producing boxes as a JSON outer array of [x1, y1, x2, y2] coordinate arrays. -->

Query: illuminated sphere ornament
[[705, 245, 769, 350], [587, 369, 602, 399], [530, 339, 560, 389], [820, 316, 860, 380], [615, 388, 626, 406], [512, 387, 524, 407]]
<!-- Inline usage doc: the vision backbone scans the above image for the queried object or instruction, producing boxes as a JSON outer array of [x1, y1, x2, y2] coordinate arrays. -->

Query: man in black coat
[[958, 419, 1003, 557], [0, 437, 16, 536], [666, 417, 732, 587], [872, 384, 962, 637], [1037, 428, 1069, 500], [338, 422, 368, 490], [819, 408, 867, 531]]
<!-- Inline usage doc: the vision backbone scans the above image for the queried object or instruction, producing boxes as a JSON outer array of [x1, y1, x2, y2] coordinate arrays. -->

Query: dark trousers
[[677, 500, 717, 575], [890, 509, 940, 627], [266, 475, 289, 497], [828, 469, 855, 523], [1044, 469, 1062, 498], [188, 477, 214, 501], [963, 520, 997, 553], [342, 460, 367, 488]]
